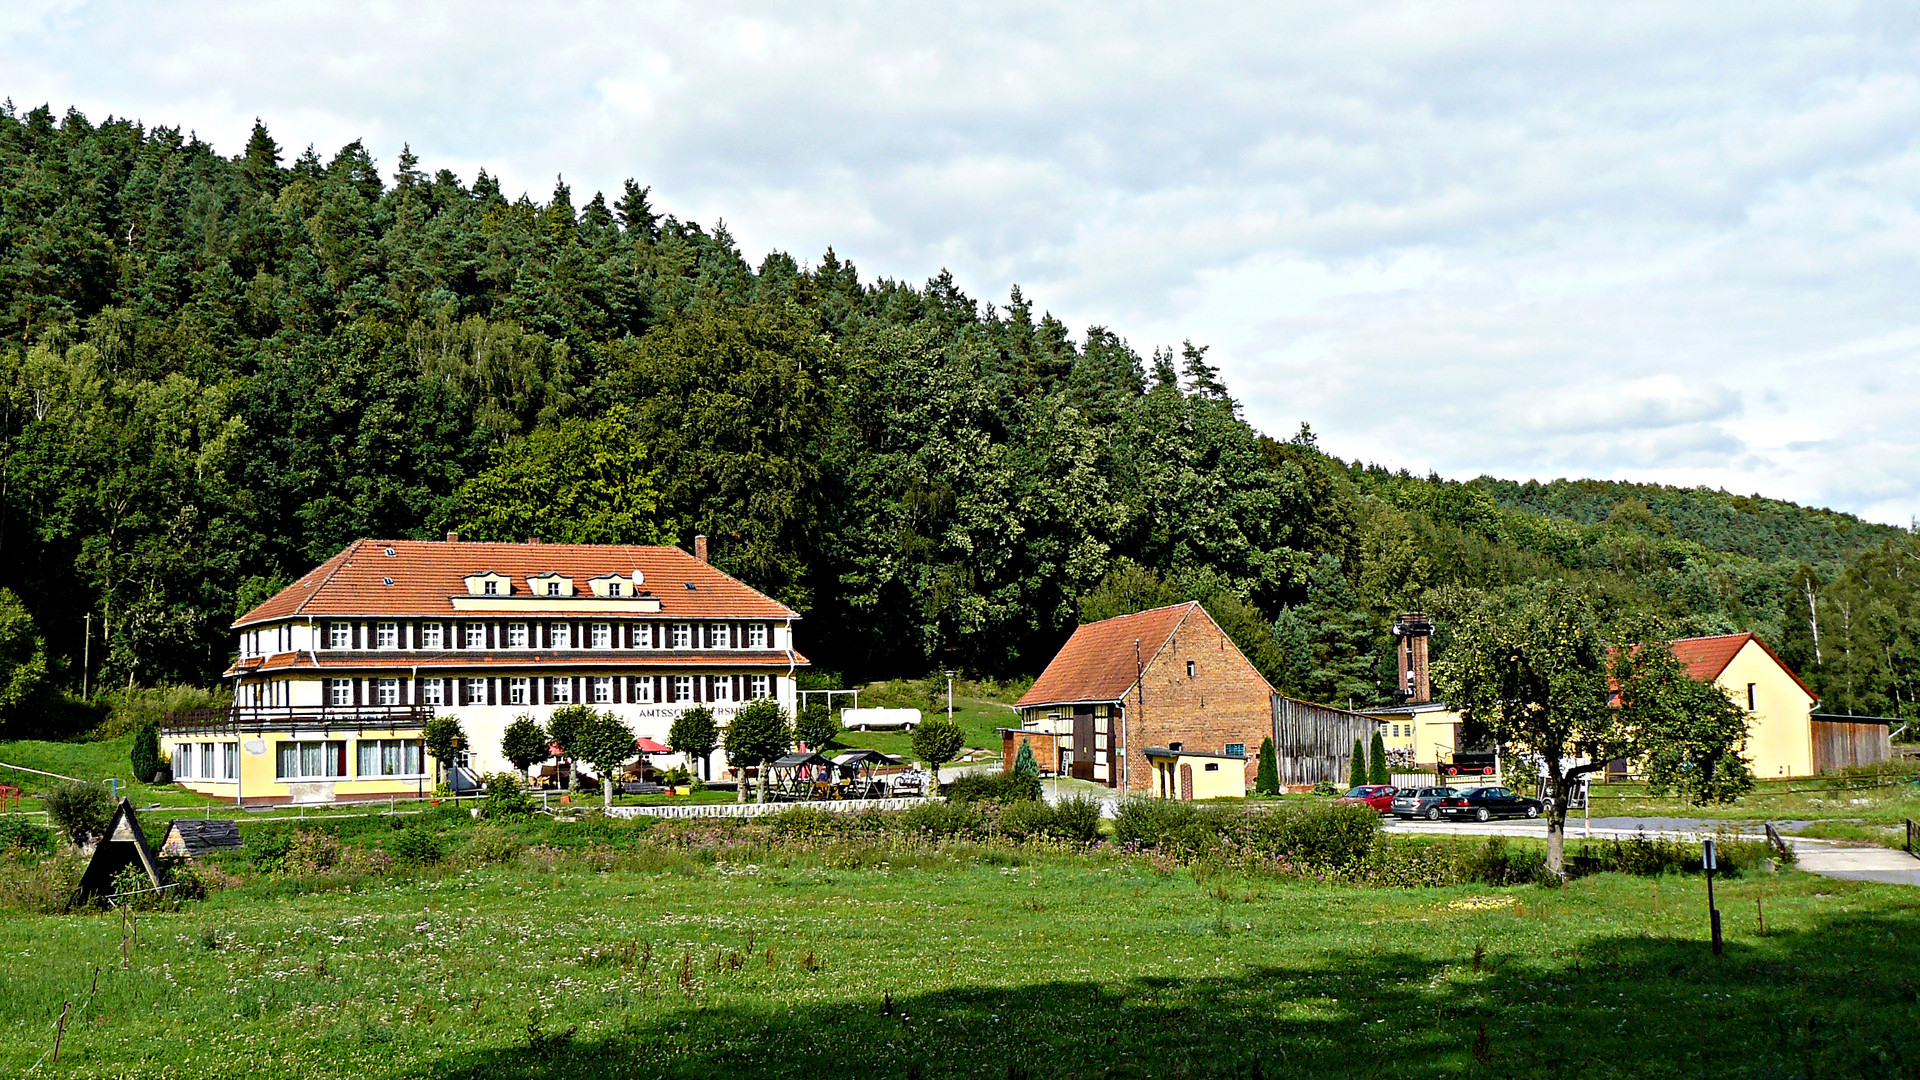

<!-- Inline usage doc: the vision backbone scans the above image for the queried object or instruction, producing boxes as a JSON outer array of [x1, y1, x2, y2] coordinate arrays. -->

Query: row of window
[[274, 739, 425, 780], [324, 674, 773, 707], [318, 621, 770, 651]]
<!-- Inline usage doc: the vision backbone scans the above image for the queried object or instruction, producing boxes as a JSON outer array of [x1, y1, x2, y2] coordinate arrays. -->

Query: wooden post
[[1703, 839, 1722, 956]]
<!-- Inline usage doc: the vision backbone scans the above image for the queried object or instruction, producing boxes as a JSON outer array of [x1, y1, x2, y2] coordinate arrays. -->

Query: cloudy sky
[[6, 2, 1919, 523]]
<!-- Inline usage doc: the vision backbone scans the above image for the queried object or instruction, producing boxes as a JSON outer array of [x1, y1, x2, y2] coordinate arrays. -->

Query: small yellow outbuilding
[[1143, 746, 1248, 801]]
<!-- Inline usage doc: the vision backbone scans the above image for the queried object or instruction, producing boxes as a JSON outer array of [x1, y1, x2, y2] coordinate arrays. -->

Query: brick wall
[[1117, 607, 1274, 792]]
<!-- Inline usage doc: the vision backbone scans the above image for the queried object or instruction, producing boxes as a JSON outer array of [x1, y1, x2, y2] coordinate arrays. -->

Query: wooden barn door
[[1071, 710, 1095, 779]]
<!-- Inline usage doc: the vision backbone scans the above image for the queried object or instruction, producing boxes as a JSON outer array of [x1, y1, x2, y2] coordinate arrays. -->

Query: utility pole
[[81, 613, 90, 699]]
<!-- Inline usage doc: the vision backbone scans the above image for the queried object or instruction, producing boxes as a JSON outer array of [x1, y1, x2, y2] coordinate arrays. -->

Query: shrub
[[944, 771, 1040, 803], [795, 701, 840, 750], [43, 780, 113, 845], [0, 816, 54, 855], [1458, 837, 1550, 886], [131, 720, 162, 781], [1111, 798, 1232, 858], [911, 716, 965, 773], [1012, 739, 1040, 780], [1254, 737, 1279, 796], [90, 684, 226, 741], [895, 800, 980, 838], [995, 798, 1057, 841], [1251, 802, 1381, 866], [1048, 795, 1104, 843], [389, 827, 446, 867], [480, 773, 536, 819], [1312, 779, 1338, 797], [768, 806, 841, 841], [1569, 832, 1782, 878]]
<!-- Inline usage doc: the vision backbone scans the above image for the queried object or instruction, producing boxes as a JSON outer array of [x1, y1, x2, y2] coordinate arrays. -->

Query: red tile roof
[[1017, 603, 1199, 708], [234, 540, 797, 629], [1666, 632, 1816, 700]]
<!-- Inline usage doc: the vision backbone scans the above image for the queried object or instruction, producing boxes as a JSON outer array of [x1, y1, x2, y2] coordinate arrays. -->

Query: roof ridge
[[291, 541, 362, 619]]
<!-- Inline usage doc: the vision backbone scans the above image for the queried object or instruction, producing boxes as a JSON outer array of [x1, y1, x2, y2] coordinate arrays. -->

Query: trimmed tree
[[1368, 730, 1390, 786], [423, 715, 468, 785], [570, 709, 637, 808], [1618, 641, 1756, 806], [131, 721, 162, 782], [1348, 738, 1367, 789], [912, 717, 966, 793], [794, 700, 840, 752], [546, 703, 596, 787], [1012, 739, 1040, 781], [1255, 736, 1279, 796], [724, 699, 791, 803], [500, 715, 549, 782], [1431, 586, 1745, 879], [669, 705, 718, 781], [44, 780, 113, 845]]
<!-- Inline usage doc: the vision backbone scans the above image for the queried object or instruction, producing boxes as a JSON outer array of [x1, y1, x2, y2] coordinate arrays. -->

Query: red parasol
[[635, 737, 672, 754]]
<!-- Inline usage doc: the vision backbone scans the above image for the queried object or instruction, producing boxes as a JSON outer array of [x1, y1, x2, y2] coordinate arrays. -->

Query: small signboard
[[1702, 839, 1717, 871]]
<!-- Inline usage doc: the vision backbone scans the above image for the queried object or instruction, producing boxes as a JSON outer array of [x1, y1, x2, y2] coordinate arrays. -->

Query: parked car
[[1437, 786, 1544, 822], [1390, 786, 1458, 820], [1334, 785, 1398, 813]]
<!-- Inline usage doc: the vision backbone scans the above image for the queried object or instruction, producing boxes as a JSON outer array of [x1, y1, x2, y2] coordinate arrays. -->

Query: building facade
[[1003, 602, 1377, 796], [163, 535, 805, 804]]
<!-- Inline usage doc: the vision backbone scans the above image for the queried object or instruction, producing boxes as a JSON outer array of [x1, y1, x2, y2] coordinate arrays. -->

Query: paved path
[[1788, 844, 1920, 886]]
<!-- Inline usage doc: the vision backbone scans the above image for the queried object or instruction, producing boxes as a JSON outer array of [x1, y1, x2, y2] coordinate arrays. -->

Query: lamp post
[[943, 670, 955, 724]]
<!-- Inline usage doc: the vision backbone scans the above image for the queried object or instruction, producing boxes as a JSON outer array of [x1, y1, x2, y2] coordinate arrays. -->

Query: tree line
[[0, 102, 1910, 736]]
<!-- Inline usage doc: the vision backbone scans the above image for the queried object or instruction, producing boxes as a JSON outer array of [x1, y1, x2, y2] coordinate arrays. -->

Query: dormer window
[[527, 572, 573, 597], [546, 581, 561, 596], [465, 571, 511, 596], [483, 580, 499, 596], [609, 581, 622, 596]]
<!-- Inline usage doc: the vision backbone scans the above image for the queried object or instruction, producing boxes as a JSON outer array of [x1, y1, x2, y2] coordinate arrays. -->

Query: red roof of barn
[[1017, 602, 1200, 708], [1665, 633, 1816, 701], [233, 539, 797, 629]]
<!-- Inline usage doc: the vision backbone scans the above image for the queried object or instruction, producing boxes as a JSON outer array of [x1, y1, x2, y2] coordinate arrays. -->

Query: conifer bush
[[1254, 737, 1279, 796], [1348, 740, 1367, 789], [1368, 731, 1390, 786]]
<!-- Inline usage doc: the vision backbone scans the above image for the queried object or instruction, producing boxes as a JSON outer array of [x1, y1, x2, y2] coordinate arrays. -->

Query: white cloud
[[4, 1, 1919, 521]]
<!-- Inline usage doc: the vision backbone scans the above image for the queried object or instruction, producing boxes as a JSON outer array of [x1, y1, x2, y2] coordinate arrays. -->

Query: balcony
[[161, 704, 435, 735]]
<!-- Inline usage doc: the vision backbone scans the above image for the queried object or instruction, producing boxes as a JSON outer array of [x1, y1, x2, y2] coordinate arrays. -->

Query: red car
[[1334, 785, 1398, 813]]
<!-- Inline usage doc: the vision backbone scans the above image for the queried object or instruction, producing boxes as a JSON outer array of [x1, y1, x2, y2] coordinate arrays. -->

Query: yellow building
[[1143, 747, 1248, 800], [164, 714, 433, 805]]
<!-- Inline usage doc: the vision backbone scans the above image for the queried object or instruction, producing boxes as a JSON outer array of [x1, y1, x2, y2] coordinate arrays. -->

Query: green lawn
[[0, 735, 226, 809], [828, 691, 1018, 764], [2, 817, 1917, 1078], [1589, 770, 1920, 828]]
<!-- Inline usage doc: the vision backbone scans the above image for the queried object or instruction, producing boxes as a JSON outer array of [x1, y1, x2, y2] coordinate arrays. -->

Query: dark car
[[1334, 785, 1398, 813], [1390, 786, 1458, 820], [1438, 786, 1544, 822]]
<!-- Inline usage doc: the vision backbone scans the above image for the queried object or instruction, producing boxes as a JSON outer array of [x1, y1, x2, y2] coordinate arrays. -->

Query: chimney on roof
[[693, 534, 708, 563], [445, 532, 459, 543], [1392, 612, 1434, 704], [526, 536, 541, 545]]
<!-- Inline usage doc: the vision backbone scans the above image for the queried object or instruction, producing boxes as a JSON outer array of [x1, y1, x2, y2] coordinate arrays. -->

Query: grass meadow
[[3, 809, 1917, 1079]]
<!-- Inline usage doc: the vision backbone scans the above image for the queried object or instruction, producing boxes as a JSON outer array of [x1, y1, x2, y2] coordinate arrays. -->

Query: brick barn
[[1002, 602, 1379, 794]]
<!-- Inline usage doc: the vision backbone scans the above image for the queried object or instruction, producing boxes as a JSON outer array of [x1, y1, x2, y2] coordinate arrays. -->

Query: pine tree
[[1255, 736, 1279, 796], [1348, 739, 1367, 789], [1368, 730, 1390, 785], [1013, 739, 1040, 779]]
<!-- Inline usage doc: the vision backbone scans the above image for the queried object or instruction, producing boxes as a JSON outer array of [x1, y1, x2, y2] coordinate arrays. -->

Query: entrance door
[[1179, 764, 1193, 801], [1071, 710, 1095, 779]]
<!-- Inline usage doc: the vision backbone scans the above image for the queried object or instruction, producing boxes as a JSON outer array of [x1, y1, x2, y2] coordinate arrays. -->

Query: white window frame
[[551, 677, 572, 704], [420, 622, 443, 649], [327, 679, 352, 707], [421, 680, 444, 707], [375, 622, 398, 649], [509, 677, 529, 705], [329, 622, 352, 649], [507, 623, 529, 649], [636, 677, 655, 703], [608, 580, 623, 597], [712, 677, 733, 703], [748, 623, 768, 648], [483, 579, 499, 596], [546, 580, 562, 596], [465, 678, 487, 704], [356, 739, 425, 778], [671, 623, 692, 649], [464, 623, 486, 649], [375, 678, 400, 706], [276, 740, 347, 780], [750, 674, 770, 699], [632, 623, 652, 649], [592, 677, 612, 703], [590, 623, 611, 649], [551, 623, 571, 649], [674, 675, 693, 701]]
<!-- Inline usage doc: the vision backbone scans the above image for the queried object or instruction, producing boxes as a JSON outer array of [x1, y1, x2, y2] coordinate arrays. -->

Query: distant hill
[[1470, 478, 1899, 566]]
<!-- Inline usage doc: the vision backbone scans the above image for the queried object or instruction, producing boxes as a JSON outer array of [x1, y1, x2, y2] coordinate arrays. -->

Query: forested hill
[[0, 102, 1913, 737]]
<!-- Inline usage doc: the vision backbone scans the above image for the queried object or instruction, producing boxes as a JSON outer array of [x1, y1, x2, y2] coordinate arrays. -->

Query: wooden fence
[[1270, 696, 1381, 786]]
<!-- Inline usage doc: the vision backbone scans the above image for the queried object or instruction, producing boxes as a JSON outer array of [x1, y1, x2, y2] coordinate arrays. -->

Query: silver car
[[1391, 786, 1459, 820]]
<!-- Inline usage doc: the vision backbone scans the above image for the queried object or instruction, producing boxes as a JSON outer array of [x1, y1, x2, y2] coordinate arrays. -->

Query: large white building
[[164, 534, 804, 804]]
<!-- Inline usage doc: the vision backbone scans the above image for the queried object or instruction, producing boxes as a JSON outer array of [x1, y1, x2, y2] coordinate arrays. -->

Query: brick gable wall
[[1118, 607, 1273, 792]]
